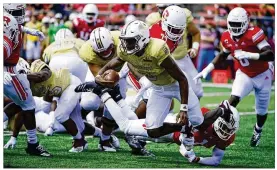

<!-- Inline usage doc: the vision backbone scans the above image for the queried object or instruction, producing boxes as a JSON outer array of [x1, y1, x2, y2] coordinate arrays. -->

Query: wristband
[[180, 104, 188, 112], [192, 42, 200, 51]]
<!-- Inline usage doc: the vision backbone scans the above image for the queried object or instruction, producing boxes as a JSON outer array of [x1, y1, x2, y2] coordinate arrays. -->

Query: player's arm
[[187, 22, 201, 58], [160, 56, 189, 124], [88, 63, 103, 76], [234, 39, 274, 61], [98, 56, 125, 75], [27, 67, 52, 83], [194, 45, 230, 80], [196, 147, 225, 166]]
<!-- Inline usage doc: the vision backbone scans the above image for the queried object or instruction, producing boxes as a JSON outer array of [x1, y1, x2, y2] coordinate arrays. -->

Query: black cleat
[[131, 148, 156, 158], [250, 126, 262, 147], [25, 142, 52, 157], [125, 135, 142, 150]]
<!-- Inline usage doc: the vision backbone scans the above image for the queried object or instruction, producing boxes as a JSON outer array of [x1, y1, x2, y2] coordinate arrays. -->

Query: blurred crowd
[[22, 3, 275, 81]]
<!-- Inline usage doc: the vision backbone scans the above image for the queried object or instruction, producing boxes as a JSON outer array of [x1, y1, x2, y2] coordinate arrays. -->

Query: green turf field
[[3, 86, 275, 168]]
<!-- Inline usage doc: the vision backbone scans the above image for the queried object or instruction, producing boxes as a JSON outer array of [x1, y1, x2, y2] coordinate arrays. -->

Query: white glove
[[22, 26, 45, 41], [4, 72, 16, 86], [4, 136, 17, 149], [234, 50, 260, 60], [193, 63, 215, 84], [188, 48, 198, 58], [37, 31, 46, 41], [179, 144, 196, 163]]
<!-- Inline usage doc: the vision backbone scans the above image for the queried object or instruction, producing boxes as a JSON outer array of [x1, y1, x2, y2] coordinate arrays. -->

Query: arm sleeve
[[4, 37, 13, 60], [252, 27, 266, 45], [198, 147, 225, 166]]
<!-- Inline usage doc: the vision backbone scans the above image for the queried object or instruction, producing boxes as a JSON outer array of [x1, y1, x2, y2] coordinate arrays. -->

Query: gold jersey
[[30, 60, 71, 97], [42, 38, 85, 63], [117, 38, 176, 86], [145, 8, 194, 60], [79, 31, 120, 67]]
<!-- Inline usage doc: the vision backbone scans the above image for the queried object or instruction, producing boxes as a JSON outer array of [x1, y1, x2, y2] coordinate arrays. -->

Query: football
[[102, 69, 120, 83]]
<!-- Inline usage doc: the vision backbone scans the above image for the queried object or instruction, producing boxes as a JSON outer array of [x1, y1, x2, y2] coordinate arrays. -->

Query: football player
[[73, 4, 105, 40], [79, 27, 148, 154], [42, 28, 88, 83], [3, 12, 51, 157], [5, 59, 87, 152], [194, 7, 274, 147], [145, 5, 203, 99]]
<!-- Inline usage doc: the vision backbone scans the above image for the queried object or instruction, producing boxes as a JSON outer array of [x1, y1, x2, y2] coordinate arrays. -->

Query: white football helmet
[[17, 58, 30, 74], [82, 4, 99, 23], [42, 16, 50, 24], [4, 3, 26, 25], [227, 7, 249, 37], [125, 15, 137, 25], [54, 28, 74, 41], [69, 12, 78, 21], [119, 20, 150, 54], [89, 27, 115, 59], [161, 5, 186, 41], [214, 105, 240, 141], [3, 12, 20, 50]]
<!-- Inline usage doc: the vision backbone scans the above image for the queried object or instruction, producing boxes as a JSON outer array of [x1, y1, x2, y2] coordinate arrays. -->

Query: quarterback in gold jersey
[[146, 4, 203, 99], [97, 20, 203, 148], [5, 59, 87, 153], [42, 28, 88, 82]]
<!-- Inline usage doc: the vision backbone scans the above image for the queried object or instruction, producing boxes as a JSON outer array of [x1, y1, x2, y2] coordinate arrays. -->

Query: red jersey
[[73, 17, 105, 40], [173, 107, 235, 149], [149, 21, 179, 53], [221, 26, 269, 77], [4, 26, 22, 66]]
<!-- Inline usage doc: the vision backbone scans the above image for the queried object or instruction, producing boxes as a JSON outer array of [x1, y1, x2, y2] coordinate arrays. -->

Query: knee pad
[[80, 93, 101, 111], [147, 128, 161, 138], [101, 117, 116, 128], [256, 90, 270, 115]]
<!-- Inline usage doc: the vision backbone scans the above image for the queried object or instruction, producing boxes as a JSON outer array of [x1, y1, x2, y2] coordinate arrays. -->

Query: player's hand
[[4, 72, 16, 86], [188, 48, 198, 58], [37, 31, 46, 41], [179, 144, 199, 163], [177, 111, 188, 125], [4, 136, 17, 149], [74, 82, 95, 92], [193, 63, 215, 84], [95, 75, 116, 88]]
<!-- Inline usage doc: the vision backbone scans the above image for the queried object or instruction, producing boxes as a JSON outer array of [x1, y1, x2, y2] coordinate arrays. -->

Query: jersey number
[[240, 59, 250, 67], [80, 31, 90, 40]]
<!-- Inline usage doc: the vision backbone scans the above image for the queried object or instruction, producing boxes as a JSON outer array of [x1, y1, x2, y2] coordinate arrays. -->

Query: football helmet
[[42, 16, 50, 24], [214, 105, 240, 141], [4, 3, 26, 25], [3, 12, 20, 50], [82, 4, 99, 23], [17, 58, 30, 74], [89, 27, 115, 59], [227, 7, 249, 37], [119, 20, 150, 54], [161, 5, 186, 41], [125, 15, 137, 25], [54, 28, 74, 41]]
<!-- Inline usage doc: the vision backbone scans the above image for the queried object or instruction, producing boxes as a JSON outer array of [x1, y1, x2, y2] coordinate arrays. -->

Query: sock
[[101, 133, 110, 141], [26, 129, 38, 144], [73, 131, 82, 140], [255, 123, 263, 131], [93, 127, 102, 137], [4, 112, 8, 122]]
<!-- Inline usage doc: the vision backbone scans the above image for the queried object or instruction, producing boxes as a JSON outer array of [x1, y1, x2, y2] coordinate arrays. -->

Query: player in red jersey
[[73, 4, 105, 40], [3, 10, 51, 157], [194, 7, 274, 147], [177, 107, 239, 166]]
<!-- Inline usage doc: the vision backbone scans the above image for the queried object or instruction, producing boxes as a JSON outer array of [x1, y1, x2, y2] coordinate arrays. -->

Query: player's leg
[[250, 69, 273, 147], [229, 70, 254, 107], [25, 41, 34, 64], [34, 41, 41, 61], [4, 66, 50, 156]]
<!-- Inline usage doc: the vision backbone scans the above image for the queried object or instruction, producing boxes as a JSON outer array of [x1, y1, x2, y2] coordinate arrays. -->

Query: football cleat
[[44, 127, 54, 136], [69, 139, 88, 153], [250, 126, 262, 147], [25, 142, 52, 157], [98, 139, 116, 152], [124, 135, 142, 150], [110, 134, 120, 149], [131, 148, 156, 158]]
